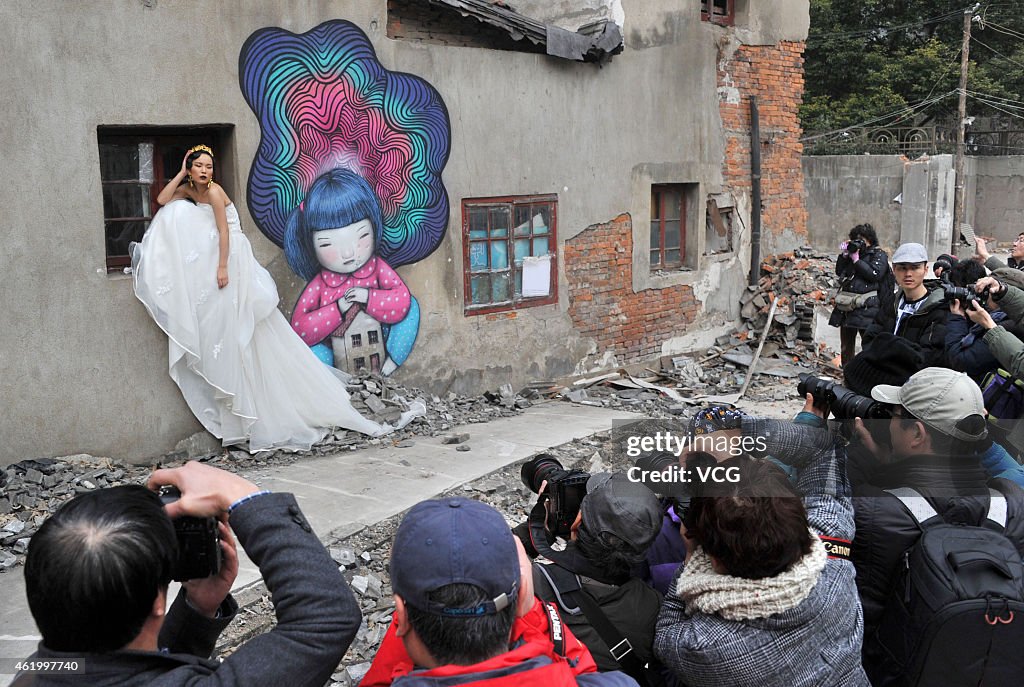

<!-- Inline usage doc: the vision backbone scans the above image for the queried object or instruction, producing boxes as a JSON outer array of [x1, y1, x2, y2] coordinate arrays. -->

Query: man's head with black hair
[[948, 259, 985, 287], [25, 485, 177, 652]]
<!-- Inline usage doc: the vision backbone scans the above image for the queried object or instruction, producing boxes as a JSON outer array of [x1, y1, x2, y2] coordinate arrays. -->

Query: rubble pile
[[554, 248, 841, 412], [0, 380, 532, 570]]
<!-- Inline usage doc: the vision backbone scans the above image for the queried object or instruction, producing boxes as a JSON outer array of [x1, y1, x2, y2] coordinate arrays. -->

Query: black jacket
[[829, 246, 891, 331], [532, 554, 662, 676], [852, 455, 1024, 677], [12, 493, 360, 687], [866, 281, 949, 366]]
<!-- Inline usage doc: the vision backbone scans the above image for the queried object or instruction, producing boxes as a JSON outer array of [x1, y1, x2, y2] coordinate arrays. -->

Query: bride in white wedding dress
[[132, 145, 394, 452]]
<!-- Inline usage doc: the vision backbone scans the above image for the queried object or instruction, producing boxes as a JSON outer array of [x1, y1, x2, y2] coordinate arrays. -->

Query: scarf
[[674, 530, 827, 621], [959, 310, 1007, 348]]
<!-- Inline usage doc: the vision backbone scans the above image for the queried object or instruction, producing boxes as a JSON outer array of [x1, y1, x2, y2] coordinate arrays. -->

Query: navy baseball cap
[[391, 497, 519, 617]]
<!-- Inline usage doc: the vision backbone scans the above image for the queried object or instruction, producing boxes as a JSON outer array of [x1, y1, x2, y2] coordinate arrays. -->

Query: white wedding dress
[[131, 200, 390, 452]]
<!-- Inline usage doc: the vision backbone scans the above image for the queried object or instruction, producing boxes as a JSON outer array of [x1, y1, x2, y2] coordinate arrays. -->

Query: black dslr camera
[[797, 374, 892, 445], [847, 238, 867, 254], [521, 453, 590, 539], [940, 278, 989, 307], [159, 486, 222, 581], [798, 374, 890, 421]]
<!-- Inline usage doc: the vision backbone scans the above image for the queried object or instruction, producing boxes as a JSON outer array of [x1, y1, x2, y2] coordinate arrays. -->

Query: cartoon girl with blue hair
[[285, 169, 419, 376]]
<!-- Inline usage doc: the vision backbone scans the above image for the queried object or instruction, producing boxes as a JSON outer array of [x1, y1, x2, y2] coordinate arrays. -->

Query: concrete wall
[[0, 0, 808, 465], [803, 155, 955, 259], [969, 156, 1024, 241], [804, 154, 1024, 257]]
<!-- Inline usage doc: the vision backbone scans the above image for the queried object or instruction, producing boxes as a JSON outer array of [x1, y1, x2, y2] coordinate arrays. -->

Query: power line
[[968, 93, 1024, 122], [971, 36, 1024, 71], [810, 9, 964, 40], [965, 89, 1024, 110], [978, 17, 1024, 41]]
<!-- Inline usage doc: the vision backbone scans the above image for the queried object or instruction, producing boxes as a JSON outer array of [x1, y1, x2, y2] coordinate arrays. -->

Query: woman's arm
[[209, 186, 230, 288], [156, 152, 190, 206]]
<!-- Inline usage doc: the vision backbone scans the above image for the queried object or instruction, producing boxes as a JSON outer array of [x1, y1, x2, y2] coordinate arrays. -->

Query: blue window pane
[[514, 268, 522, 297], [492, 272, 510, 302], [514, 238, 530, 262], [469, 207, 488, 239], [532, 237, 549, 255], [490, 208, 510, 238], [470, 242, 488, 270], [471, 275, 490, 304], [490, 241, 509, 269], [535, 206, 552, 234]]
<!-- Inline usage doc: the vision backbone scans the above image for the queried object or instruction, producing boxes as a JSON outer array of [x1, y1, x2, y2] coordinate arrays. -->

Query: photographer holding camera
[[942, 260, 1018, 385], [848, 367, 1024, 686], [865, 242, 949, 367], [829, 224, 892, 366], [13, 461, 360, 687], [651, 403, 869, 687], [518, 456, 666, 686]]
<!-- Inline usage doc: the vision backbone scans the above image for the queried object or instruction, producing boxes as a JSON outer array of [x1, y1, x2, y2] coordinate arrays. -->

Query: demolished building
[[0, 0, 810, 463]]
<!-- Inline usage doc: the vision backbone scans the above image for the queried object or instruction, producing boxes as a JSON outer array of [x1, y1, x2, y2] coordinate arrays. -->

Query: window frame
[[462, 194, 559, 316], [701, 0, 735, 26], [97, 126, 231, 273], [650, 184, 687, 271]]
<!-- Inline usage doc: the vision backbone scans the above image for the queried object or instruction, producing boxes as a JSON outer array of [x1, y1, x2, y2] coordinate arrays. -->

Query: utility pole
[[952, 7, 974, 253]]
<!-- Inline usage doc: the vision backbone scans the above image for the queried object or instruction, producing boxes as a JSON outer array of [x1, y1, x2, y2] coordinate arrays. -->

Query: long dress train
[[131, 199, 390, 452]]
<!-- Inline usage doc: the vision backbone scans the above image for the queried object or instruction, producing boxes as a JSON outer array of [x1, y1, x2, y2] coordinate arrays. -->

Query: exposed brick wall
[[718, 41, 808, 246], [387, 0, 545, 54], [565, 215, 699, 361]]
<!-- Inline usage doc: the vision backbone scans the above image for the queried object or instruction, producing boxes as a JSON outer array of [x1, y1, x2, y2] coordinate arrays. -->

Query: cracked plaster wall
[[1, 0, 809, 464]]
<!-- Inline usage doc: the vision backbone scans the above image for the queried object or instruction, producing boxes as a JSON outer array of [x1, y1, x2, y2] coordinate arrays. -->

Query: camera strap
[[541, 601, 566, 658]]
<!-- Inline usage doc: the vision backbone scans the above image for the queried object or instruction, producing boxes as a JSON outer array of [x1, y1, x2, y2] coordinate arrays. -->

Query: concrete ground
[[0, 401, 642, 685]]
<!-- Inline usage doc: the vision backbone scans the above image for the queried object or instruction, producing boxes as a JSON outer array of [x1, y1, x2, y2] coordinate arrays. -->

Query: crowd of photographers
[[13, 228, 1024, 686]]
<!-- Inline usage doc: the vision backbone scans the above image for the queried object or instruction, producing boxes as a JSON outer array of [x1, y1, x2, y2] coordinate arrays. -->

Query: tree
[[802, 0, 1024, 149]]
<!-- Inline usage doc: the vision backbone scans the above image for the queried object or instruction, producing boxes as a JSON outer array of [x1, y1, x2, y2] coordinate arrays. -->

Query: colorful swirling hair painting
[[238, 20, 451, 268]]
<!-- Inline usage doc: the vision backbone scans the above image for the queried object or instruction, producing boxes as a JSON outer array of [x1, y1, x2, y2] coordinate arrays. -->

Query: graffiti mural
[[239, 20, 451, 375]]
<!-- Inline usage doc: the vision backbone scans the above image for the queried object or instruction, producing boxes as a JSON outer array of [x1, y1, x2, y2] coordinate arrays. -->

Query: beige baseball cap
[[871, 367, 987, 441]]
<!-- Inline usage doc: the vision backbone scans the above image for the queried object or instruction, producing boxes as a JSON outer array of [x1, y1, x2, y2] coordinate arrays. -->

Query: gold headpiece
[[188, 144, 214, 157]]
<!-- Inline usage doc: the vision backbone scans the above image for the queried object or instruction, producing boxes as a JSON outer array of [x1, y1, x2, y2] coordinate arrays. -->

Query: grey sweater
[[654, 420, 869, 687]]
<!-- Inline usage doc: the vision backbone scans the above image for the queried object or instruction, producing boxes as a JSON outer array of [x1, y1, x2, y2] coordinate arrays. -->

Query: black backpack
[[871, 487, 1024, 687]]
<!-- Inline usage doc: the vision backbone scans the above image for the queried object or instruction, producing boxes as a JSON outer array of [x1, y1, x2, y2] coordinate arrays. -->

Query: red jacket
[[360, 600, 597, 686]]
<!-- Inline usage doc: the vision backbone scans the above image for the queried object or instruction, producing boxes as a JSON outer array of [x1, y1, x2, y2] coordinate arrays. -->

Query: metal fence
[[802, 126, 955, 156]]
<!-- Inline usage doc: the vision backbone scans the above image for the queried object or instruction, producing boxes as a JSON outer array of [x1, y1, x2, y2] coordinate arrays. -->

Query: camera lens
[[520, 454, 566, 494]]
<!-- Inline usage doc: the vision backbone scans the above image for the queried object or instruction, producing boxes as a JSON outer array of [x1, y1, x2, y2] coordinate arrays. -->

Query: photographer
[[14, 462, 360, 687], [653, 403, 869, 687], [371, 497, 638, 686], [866, 242, 949, 367], [849, 368, 1024, 685], [829, 224, 892, 366], [959, 275, 1024, 457], [518, 458, 665, 685], [944, 261, 1016, 385], [974, 233, 1024, 272]]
